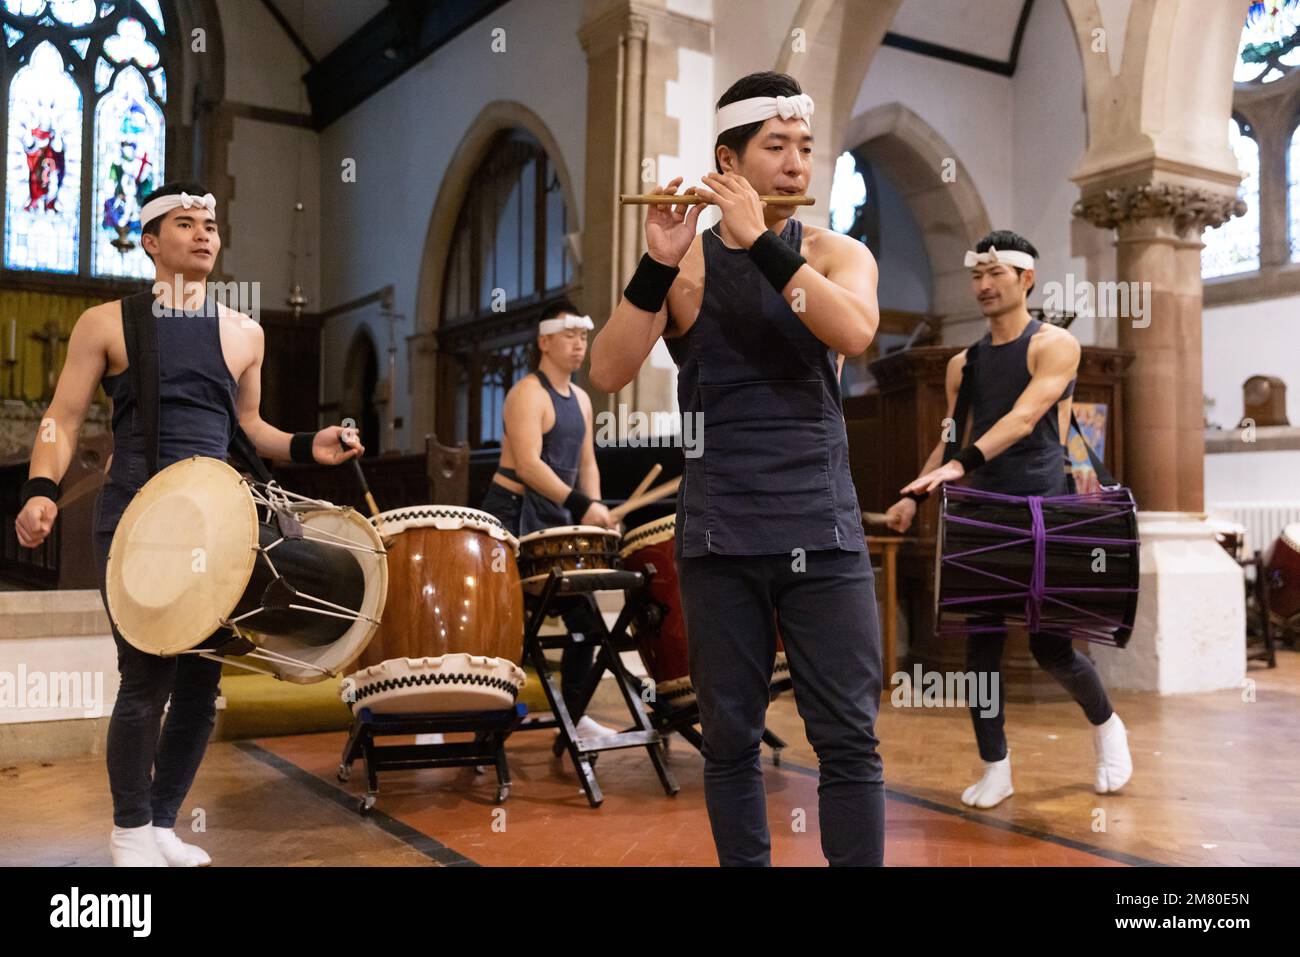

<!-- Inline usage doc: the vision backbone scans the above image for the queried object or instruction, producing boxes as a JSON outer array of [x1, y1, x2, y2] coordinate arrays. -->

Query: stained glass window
[[92, 67, 162, 277], [1237, 0, 1300, 83], [4, 41, 82, 272], [1202, 118, 1261, 279], [2, 0, 170, 279]]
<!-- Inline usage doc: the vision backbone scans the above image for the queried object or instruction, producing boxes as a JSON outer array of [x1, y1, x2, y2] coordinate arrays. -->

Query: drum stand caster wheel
[[358, 794, 376, 816], [495, 785, 510, 804], [337, 763, 352, 782]]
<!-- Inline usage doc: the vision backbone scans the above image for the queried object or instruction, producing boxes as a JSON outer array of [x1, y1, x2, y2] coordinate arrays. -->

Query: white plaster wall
[[316, 0, 588, 453], [1202, 293, 1300, 430], [1012, 0, 1093, 341], [215, 0, 308, 113], [224, 117, 321, 316]]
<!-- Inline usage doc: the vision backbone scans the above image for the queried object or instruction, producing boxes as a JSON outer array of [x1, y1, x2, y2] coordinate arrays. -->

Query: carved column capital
[[1073, 182, 1246, 236]]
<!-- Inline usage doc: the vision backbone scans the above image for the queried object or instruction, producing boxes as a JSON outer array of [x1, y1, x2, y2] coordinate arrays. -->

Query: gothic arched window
[[1202, 117, 1261, 279], [1290, 121, 1300, 261], [436, 129, 575, 448], [2, 0, 171, 279]]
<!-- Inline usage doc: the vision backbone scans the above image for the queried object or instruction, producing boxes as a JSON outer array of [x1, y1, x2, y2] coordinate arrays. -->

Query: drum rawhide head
[[619, 515, 676, 558], [106, 457, 259, 656], [372, 504, 520, 554]]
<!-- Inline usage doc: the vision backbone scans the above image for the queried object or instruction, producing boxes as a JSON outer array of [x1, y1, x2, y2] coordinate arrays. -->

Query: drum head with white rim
[[106, 457, 259, 656], [620, 515, 676, 557], [372, 504, 519, 554], [518, 524, 618, 544]]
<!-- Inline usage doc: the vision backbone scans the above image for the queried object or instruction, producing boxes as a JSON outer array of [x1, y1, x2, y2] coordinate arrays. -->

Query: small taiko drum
[[516, 525, 622, 592], [342, 506, 525, 714], [1265, 523, 1300, 627], [619, 515, 789, 710]]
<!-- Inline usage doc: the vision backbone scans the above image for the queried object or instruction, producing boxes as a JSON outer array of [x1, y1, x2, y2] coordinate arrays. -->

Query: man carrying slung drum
[[479, 298, 619, 740], [591, 72, 885, 866], [14, 182, 362, 867], [886, 230, 1132, 809]]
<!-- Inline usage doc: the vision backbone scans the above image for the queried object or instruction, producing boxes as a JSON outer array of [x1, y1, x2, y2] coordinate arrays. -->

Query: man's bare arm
[[784, 232, 880, 356], [576, 391, 602, 500], [27, 309, 109, 484], [589, 297, 673, 394], [232, 321, 294, 461]]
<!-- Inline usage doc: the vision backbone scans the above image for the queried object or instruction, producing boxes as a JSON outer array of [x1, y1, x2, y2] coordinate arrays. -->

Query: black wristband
[[290, 431, 317, 464], [623, 253, 679, 313], [748, 228, 806, 293], [904, 490, 930, 504], [564, 488, 593, 521], [955, 445, 986, 473], [21, 476, 60, 506]]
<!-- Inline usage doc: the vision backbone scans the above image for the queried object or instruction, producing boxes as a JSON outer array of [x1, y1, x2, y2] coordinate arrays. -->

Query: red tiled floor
[[256, 727, 1126, 867]]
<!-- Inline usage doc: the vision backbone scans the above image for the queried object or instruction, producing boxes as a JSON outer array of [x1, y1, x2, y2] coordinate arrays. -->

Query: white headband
[[538, 314, 594, 336], [139, 190, 217, 228], [716, 93, 814, 135], [964, 247, 1035, 271]]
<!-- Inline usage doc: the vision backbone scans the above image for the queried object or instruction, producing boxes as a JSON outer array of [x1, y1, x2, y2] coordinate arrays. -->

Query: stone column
[[1074, 184, 1243, 512], [577, 0, 710, 420]]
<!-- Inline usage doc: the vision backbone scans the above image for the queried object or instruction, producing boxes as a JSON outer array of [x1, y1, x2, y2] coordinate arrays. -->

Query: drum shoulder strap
[[943, 340, 982, 464], [121, 292, 160, 478], [1068, 409, 1117, 488]]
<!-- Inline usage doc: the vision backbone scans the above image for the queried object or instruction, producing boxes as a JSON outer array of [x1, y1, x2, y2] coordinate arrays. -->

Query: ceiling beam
[[883, 0, 1036, 78], [258, 0, 318, 68], [304, 0, 513, 131]]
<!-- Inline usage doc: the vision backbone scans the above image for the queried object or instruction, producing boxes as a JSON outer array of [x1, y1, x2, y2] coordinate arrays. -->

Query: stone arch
[[837, 103, 994, 325], [409, 100, 580, 441], [774, 0, 904, 229]]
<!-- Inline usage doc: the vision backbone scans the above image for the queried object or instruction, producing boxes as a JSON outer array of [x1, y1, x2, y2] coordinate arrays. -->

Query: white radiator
[[1207, 501, 1300, 556]]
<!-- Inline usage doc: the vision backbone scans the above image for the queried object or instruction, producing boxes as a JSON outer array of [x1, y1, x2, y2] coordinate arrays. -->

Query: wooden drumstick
[[864, 511, 890, 525], [620, 193, 814, 207], [628, 464, 662, 503], [340, 433, 380, 519], [608, 477, 681, 521]]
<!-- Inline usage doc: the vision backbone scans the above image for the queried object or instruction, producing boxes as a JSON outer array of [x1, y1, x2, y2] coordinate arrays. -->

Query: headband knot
[[963, 246, 1036, 271], [140, 190, 217, 228], [716, 93, 815, 135]]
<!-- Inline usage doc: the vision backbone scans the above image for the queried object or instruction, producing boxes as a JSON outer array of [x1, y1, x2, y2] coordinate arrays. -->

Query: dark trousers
[[964, 618, 1114, 762], [678, 548, 885, 867], [96, 530, 222, 828], [481, 482, 596, 717]]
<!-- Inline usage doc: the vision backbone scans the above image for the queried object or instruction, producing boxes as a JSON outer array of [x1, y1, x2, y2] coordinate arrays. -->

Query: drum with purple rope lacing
[[935, 484, 1140, 648]]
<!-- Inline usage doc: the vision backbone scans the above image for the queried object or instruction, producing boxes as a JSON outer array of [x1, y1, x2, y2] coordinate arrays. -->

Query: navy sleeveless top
[[92, 296, 239, 543], [966, 318, 1074, 496], [666, 218, 865, 557], [519, 369, 586, 535]]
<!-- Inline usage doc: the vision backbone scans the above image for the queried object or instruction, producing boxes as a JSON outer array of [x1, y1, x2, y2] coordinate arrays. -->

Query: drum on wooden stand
[[935, 484, 1140, 647], [341, 506, 526, 714], [516, 525, 623, 593], [619, 515, 790, 709], [105, 456, 388, 682]]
